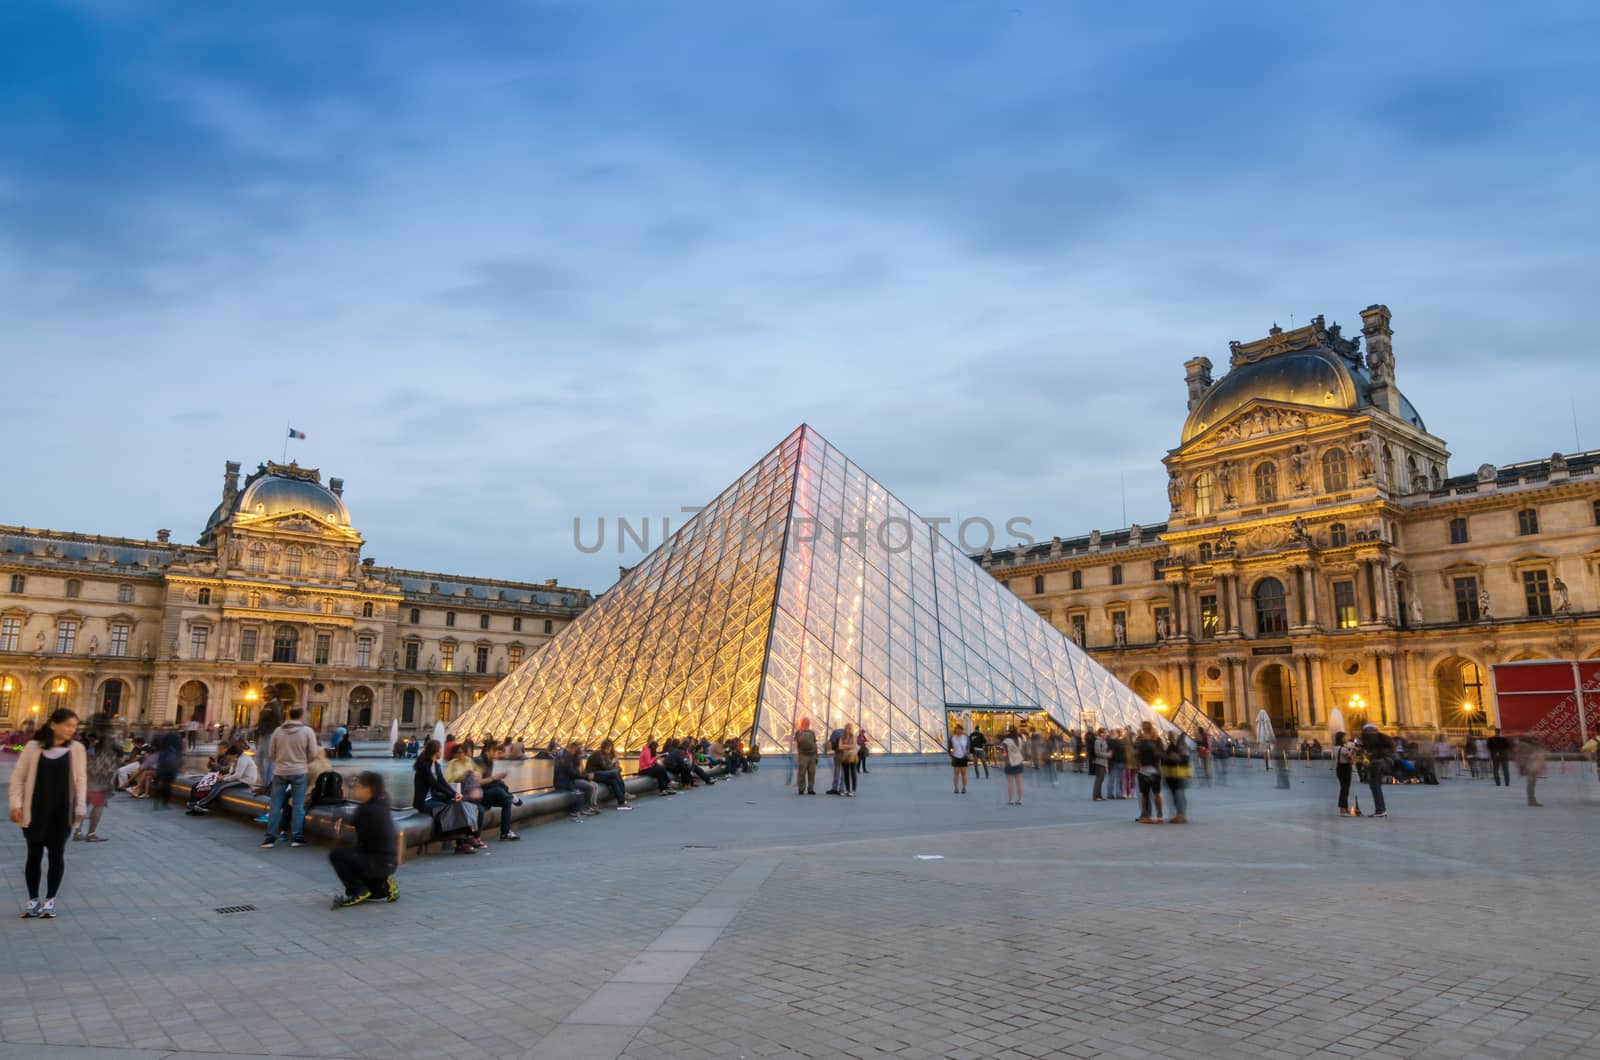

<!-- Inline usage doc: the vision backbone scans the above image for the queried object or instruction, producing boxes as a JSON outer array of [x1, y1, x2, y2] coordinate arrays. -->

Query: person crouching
[[330, 771, 399, 909]]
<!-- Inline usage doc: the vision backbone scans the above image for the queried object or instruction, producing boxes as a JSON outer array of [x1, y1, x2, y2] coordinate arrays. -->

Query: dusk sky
[[4, 1, 1597, 592]]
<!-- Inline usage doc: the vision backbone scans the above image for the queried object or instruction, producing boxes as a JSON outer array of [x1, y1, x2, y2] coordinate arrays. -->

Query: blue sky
[[3, 1, 1597, 590]]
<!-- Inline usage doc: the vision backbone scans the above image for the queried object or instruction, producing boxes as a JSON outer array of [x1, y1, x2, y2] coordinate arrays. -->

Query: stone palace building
[[0, 460, 590, 733], [981, 306, 1600, 735]]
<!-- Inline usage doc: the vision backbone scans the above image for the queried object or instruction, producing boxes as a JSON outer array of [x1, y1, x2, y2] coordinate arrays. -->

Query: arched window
[[1382, 444, 1396, 487], [1254, 462, 1278, 504], [272, 625, 297, 663], [437, 690, 455, 723], [1254, 577, 1288, 636], [47, 676, 75, 711], [1430, 464, 1442, 490], [1405, 455, 1420, 494], [1321, 448, 1348, 492], [0, 674, 18, 720], [321, 551, 338, 578], [284, 547, 303, 576], [248, 542, 266, 572], [1192, 473, 1215, 518]]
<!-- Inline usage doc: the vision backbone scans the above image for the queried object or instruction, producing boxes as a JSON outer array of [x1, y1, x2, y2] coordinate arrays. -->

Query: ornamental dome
[[237, 473, 350, 525]]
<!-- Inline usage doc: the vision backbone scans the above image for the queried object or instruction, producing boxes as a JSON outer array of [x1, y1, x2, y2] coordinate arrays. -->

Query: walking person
[[11, 709, 87, 919], [1091, 728, 1110, 800], [1001, 727, 1026, 805], [254, 701, 281, 789], [824, 725, 846, 795], [1516, 735, 1547, 807], [1108, 730, 1128, 800], [1487, 728, 1511, 787], [260, 707, 319, 849], [837, 723, 860, 797], [1355, 723, 1394, 818], [1161, 731, 1192, 823], [329, 771, 399, 909], [793, 718, 818, 795], [1134, 722, 1165, 824], [967, 728, 989, 779], [75, 730, 118, 842], [1332, 731, 1356, 816], [1432, 733, 1453, 781], [948, 723, 970, 795]]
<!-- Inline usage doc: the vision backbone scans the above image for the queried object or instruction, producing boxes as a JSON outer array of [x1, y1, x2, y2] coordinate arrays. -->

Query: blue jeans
[[265, 773, 308, 841], [592, 769, 627, 805]]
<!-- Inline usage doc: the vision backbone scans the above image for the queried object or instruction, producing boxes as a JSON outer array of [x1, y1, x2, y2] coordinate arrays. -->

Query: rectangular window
[[55, 620, 77, 654], [543, 619, 554, 635], [404, 642, 419, 670], [357, 636, 372, 668], [198, 587, 211, 605], [1070, 570, 1082, 590], [1070, 614, 1087, 645], [65, 579, 81, 599], [1329, 523, 1347, 547], [1333, 580, 1358, 629], [240, 628, 258, 662], [8, 574, 24, 593], [508, 646, 523, 669], [1523, 569, 1553, 617], [315, 633, 331, 665], [409, 608, 421, 624], [476, 645, 490, 673], [1454, 576, 1480, 623], [446, 612, 456, 627], [1449, 518, 1468, 545], [1199, 594, 1219, 638], [479, 613, 490, 630], [1594, 499, 1600, 526], [272, 628, 297, 663], [362, 601, 374, 618], [117, 584, 133, 603], [190, 626, 209, 659], [1032, 575, 1045, 594], [0, 617, 20, 651], [109, 624, 129, 657], [1518, 508, 1539, 536], [1111, 565, 1123, 586], [512, 617, 522, 632], [441, 643, 455, 672]]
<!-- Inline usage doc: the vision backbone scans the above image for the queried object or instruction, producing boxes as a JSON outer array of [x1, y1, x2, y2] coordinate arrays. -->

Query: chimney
[[1184, 357, 1214, 411], [156, 529, 171, 543], [329, 477, 344, 497], [1360, 304, 1400, 416], [222, 460, 240, 512]]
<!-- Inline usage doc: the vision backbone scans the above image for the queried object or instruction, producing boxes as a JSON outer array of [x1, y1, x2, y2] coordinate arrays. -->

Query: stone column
[[1389, 653, 1408, 728], [1300, 653, 1318, 726], [1304, 568, 1320, 628], [1373, 651, 1390, 725], [1293, 566, 1309, 628], [1167, 582, 1184, 638]]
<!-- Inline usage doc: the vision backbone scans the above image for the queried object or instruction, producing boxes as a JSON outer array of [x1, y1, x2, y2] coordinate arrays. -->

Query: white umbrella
[[1254, 710, 1276, 746], [390, 717, 400, 745], [1326, 707, 1346, 742]]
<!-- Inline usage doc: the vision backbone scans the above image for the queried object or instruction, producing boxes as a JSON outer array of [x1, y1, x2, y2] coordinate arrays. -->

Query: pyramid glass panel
[[454, 425, 1160, 751]]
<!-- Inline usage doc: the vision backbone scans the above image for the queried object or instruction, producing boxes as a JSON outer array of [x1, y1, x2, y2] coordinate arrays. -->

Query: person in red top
[[636, 741, 676, 796]]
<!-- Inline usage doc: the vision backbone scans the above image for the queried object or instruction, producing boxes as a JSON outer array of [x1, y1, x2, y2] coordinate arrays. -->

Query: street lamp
[[1461, 700, 1477, 738], [1348, 693, 1366, 720], [1152, 698, 1168, 713]]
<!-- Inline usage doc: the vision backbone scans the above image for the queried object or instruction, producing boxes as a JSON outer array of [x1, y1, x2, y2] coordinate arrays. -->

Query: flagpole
[[283, 422, 290, 463]]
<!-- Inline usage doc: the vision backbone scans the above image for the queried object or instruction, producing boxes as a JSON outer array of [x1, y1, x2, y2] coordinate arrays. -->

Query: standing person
[[151, 729, 182, 810], [1161, 731, 1192, 823], [1028, 729, 1046, 774], [1332, 732, 1356, 816], [1195, 730, 1211, 782], [260, 707, 318, 849], [824, 725, 846, 795], [1001, 727, 1026, 805], [1355, 723, 1394, 819], [1134, 722, 1165, 824], [10, 709, 87, 919], [1045, 731, 1062, 785], [856, 727, 871, 775], [1091, 728, 1110, 801], [75, 732, 118, 842], [967, 728, 989, 779], [1070, 730, 1084, 773], [1487, 728, 1511, 787], [793, 719, 818, 796], [329, 771, 399, 909], [837, 723, 860, 797], [1516, 735, 1548, 807], [948, 724, 970, 795], [183, 715, 200, 751], [1108, 730, 1128, 800], [255, 702, 281, 789], [1433, 733, 1454, 780]]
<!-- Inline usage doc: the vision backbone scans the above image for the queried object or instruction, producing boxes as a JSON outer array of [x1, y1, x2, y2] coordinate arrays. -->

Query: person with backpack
[[254, 703, 281, 788], [1107, 729, 1129, 800], [329, 771, 399, 909], [260, 707, 320, 848], [794, 719, 819, 796]]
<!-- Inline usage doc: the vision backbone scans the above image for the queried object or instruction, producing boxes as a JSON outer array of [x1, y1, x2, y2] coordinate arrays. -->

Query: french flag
[[287, 428, 307, 440]]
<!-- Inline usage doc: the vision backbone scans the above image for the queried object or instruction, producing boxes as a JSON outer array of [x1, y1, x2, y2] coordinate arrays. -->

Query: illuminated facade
[[454, 425, 1159, 752], [983, 306, 1600, 735], [0, 461, 589, 732]]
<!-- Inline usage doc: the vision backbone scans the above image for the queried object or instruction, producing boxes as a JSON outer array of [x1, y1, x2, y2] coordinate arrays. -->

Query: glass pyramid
[[454, 425, 1160, 753]]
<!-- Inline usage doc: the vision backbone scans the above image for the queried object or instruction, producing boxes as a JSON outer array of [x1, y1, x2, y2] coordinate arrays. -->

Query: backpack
[[796, 730, 818, 755], [310, 770, 344, 806]]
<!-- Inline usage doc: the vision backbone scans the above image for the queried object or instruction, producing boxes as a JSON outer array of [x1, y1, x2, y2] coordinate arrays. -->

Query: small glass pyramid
[[454, 425, 1159, 752]]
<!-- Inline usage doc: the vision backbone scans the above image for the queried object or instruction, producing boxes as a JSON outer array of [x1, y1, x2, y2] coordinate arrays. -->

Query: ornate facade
[[983, 306, 1600, 735], [0, 460, 591, 733]]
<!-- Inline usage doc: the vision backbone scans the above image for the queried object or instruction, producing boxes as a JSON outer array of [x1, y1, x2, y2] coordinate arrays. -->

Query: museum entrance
[[946, 707, 1067, 746], [1254, 663, 1298, 734]]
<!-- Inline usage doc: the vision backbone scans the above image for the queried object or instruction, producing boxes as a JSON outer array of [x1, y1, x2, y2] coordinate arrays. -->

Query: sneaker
[[825, 789, 839, 796], [185, 808, 207, 817], [71, 832, 83, 842], [1372, 811, 1389, 818], [384, 878, 400, 903], [39, 900, 56, 919], [19, 901, 39, 919], [259, 838, 276, 849], [660, 790, 677, 797], [617, 803, 634, 811], [85, 834, 106, 843], [501, 831, 520, 841], [332, 891, 371, 910], [253, 814, 270, 824], [582, 807, 602, 816], [568, 813, 584, 821], [511, 796, 524, 806], [290, 837, 307, 848], [454, 841, 478, 854], [844, 792, 854, 797], [471, 837, 489, 849]]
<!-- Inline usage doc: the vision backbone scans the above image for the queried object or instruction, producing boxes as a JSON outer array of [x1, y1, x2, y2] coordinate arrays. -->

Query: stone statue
[[1216, 528, 1235, 553], [35, 631, 46, 651], [1550, 451, 1569, 473], [1366, 343, 1394, 387], [1168, 472, 1184, 511], [1217, 461, 1237, 502], [1476, 463, 1496, 483], [1155, 613, 1170, 640], [1130, 523, 1143, 544], [1354, 437, 1376, 479], [1478, 589, 1493, 622], [1290, 516, 1309, 542], [1288, 445, 1310, 490], [1088, 529, 1102, 550], [1049, 536, 1062, 558], [1409, 595, 1424, 626], [981, 547, 993, 567], [88, 635, 99, 655], [1113, 618, 1127, 647], [1554, 577, 1570, 613]]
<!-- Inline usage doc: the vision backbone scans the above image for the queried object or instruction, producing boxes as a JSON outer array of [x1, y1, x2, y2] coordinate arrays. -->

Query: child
[[329, 771, 399, 909]]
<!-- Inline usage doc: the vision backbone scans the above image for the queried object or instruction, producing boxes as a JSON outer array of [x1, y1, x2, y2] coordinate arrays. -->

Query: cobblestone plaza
[[3, 758, 1597, 1060]]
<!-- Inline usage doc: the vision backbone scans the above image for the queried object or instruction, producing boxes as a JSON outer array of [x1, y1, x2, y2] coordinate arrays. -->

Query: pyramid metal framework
[[454, 426, 1160, 753]]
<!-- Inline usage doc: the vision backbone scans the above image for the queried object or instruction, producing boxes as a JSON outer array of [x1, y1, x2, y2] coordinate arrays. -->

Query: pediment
[[234, 511, 361, 541], [1184, 400, 1349, 452]]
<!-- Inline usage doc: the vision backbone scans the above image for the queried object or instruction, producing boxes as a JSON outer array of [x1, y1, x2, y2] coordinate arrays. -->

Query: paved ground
[[2, 755, 1598, 1060]]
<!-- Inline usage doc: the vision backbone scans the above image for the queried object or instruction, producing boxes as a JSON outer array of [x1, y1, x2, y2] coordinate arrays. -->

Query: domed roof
[[1181, 335, 1425, 444], [238, 473, 350, 525]]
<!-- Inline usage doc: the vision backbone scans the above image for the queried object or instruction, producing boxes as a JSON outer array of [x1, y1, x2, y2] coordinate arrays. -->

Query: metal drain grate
[[214, 905, 257, 915]]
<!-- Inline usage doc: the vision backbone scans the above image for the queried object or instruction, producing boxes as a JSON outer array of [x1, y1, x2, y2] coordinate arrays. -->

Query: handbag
[[433, 799, 479, 837]]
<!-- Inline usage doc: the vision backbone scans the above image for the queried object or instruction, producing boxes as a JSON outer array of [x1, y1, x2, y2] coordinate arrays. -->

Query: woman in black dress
[[9, 708, 87, 919]]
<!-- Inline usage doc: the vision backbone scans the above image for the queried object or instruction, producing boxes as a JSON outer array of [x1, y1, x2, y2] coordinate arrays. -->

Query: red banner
[[1492, 661, 1600, 748]]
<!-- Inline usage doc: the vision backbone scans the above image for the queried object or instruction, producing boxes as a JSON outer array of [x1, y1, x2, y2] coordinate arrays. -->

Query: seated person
[[723, 738, 748, 774], [413, 739, 478, 855], [553, 741, 601, 818], [637, 741, 676, 796], [445, 743, 517, 842], [663, 739, 714, 787], [502, 740, 526, 761], [187, 741, 258, 815], [392, 737, 406, 759], [585, 740, 633, 811]]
